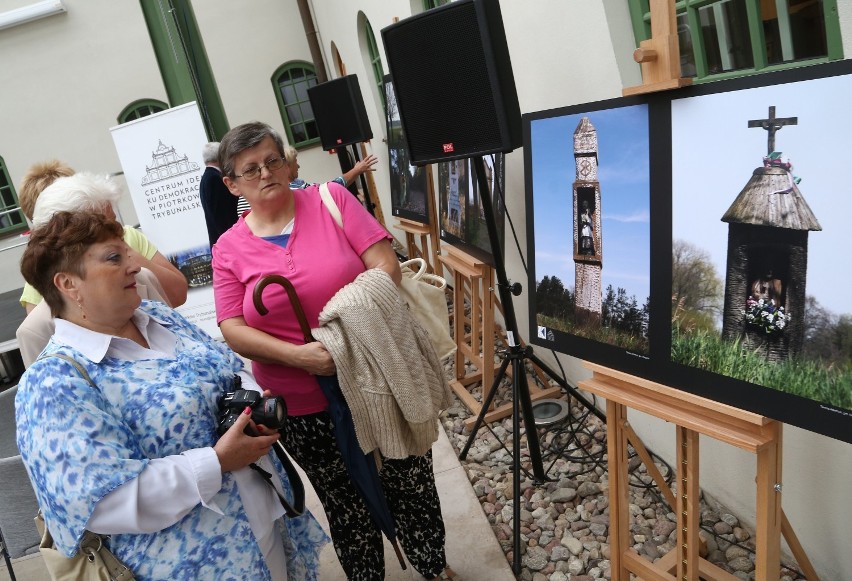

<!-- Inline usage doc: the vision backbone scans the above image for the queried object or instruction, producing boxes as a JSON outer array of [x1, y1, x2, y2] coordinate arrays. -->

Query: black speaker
[[308, 75, 373, 151], [381, 0, 521, 165]]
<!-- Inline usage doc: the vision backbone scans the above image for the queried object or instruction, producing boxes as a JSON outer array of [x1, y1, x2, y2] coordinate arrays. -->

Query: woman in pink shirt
[[212, 122, 458, 581]]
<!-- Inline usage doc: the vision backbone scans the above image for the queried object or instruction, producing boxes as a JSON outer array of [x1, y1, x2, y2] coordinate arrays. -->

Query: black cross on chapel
[[748, 106, 798, 156]]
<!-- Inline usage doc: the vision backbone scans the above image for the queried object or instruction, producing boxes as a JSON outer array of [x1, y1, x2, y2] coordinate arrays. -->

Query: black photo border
[[525, 60, 852, 445], [524, 92, 669, 384], [384, 74, 431, 225]]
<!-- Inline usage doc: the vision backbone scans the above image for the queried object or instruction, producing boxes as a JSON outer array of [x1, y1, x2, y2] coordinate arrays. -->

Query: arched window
[[363, 18, 386, 111], [0, 156, 27, 235], [117, 99, 168, 124], [272, 62, 320, 148], [422, 0, 449, 10]]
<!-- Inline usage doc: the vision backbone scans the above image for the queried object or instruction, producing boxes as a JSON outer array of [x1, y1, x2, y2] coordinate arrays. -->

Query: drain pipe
[[296, 0, 327, 82]]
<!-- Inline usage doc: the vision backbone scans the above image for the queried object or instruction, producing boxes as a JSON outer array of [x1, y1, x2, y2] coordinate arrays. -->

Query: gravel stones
[[439, 356, 807, 580]]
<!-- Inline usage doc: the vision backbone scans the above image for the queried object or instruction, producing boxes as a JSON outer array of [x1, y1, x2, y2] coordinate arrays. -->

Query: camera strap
[[249, 441, 305, 518]]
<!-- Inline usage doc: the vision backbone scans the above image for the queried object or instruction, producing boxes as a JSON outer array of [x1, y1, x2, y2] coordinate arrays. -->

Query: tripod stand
[[458, 155, 606, 574]]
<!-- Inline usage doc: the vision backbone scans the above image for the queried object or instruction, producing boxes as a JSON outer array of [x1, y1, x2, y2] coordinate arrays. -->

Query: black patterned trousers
[[283, 412, 447, 580]]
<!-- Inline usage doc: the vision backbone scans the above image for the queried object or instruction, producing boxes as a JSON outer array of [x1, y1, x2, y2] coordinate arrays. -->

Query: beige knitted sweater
[[312, 268, 453, 459]]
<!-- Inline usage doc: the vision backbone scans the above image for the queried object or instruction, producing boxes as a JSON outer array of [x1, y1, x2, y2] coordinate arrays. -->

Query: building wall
[[0, 1, 166, 290], [1, 0, 849, 577], [0, 0, 346, 294], [189, 0, 336, 186]]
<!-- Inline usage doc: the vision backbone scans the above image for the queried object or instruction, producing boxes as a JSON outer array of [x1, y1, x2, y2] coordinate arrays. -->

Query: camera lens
[[255, 396, 287, 431]]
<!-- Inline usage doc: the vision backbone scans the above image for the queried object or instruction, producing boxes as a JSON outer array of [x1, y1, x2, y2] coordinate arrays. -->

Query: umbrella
[[254, 274, 407, 570]]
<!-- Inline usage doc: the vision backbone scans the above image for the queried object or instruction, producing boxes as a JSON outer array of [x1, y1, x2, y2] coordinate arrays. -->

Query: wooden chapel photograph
[[670, 66, 852, 415]]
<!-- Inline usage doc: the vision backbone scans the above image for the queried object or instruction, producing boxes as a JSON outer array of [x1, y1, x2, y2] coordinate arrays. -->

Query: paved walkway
[[0, 427, 514, 581]]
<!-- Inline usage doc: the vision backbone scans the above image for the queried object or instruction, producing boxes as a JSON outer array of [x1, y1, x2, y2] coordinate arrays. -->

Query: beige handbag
[[399, 258, 456, 360], [32, 352, 136, 581], [35, 510, 135, 581]]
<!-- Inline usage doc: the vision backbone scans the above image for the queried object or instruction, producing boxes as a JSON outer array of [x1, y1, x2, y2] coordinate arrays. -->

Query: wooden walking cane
[[253, 274, 408, 570]]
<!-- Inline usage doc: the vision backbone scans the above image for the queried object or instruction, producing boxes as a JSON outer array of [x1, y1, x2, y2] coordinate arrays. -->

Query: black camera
[[217, 376, 287, 436]]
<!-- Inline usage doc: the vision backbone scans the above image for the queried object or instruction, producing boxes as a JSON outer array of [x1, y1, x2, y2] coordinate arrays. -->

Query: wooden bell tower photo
[[572, 117, 603, 325]]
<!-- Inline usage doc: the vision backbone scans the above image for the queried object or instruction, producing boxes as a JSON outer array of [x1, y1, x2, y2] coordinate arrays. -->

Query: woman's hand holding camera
[[214, 407, 280, 473]]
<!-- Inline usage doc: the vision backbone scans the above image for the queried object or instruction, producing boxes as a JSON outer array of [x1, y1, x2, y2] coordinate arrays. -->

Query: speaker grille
[[382, 0, 519, 164]]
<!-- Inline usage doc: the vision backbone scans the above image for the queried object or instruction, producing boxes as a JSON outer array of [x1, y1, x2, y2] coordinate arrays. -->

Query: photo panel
[[384, 75, 431, 224], [666, 61, 852, 443], [525, 96, 657, 377], [437, 153, 506, 266]]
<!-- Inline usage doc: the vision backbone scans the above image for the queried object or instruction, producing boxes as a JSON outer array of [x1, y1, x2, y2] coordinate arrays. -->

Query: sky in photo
[[530, 104, 651, 306], [671, 73, 851, 317]]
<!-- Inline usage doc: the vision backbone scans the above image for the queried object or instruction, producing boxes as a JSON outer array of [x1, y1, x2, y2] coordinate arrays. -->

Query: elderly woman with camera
[[213, 121, 458, 580], [15, 208, 327, 580]]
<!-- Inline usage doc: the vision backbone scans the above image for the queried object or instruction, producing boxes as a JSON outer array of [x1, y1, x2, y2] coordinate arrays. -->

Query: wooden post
[[622, 0, 691, 96], [358, 142, 386, 227], [439, 244, 560, 428], [579, 362, 819, 581]]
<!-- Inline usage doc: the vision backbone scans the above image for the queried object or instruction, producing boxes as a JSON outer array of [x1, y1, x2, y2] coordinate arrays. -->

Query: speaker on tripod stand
[[307, 74, 377, 215], [383, 0, 601, 573]]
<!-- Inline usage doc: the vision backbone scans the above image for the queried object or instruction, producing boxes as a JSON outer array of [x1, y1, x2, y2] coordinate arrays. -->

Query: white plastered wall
[[190, 0, 341, 188], [0, 0, 165, 292]]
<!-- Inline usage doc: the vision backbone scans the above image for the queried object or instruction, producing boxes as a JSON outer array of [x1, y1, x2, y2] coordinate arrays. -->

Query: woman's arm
[[340, 154, 378, 187], [88, 411, 278, 534], [361, 239, 401, 286], [220, 316, 335, 376], [130, 250, 189, 307]]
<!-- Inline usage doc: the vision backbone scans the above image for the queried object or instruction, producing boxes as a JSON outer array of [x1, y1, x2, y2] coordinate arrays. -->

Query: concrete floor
[[0, 428, 513, 581]]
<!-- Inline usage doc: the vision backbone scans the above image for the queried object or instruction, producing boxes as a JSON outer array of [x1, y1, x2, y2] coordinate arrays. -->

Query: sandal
[[437, 568, 462, 580]]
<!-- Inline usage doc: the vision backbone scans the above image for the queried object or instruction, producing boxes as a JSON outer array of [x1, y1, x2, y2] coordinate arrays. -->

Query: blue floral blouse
[[15, 300, 328, 581]]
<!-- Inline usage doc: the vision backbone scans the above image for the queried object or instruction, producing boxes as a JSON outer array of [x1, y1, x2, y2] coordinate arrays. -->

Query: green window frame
[[0, 156, 27, 235], [272, 61, 320, 149], [628, 0, 843, 82], [423, 0, 449, 9], [117, 99, 168, 124], [364, 18, 386, 111]]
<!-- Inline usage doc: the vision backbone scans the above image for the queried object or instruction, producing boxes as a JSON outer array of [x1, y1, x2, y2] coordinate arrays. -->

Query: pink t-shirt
[[213, 183, 392, 415]]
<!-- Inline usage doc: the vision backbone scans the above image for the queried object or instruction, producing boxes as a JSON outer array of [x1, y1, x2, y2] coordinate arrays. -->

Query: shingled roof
[[721, 166, 821, 231]]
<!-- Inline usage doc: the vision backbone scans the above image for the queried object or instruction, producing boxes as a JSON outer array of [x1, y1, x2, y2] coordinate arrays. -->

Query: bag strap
[[249, 441, 305, 518], [38, 352, 95, 386], [319, 182, 344, 229]]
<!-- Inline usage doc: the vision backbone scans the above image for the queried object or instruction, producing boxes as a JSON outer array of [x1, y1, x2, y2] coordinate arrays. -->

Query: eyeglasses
[[235, 157, 286, 181]]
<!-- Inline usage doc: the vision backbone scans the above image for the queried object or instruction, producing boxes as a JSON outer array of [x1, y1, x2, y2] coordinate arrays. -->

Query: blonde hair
[[18, 160, 75, 221], [283, 145, 298, 165]]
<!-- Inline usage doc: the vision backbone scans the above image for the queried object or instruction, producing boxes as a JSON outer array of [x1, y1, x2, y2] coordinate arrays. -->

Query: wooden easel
[[622, 0, 692, 96], [393, 167, 440, 273], [357, 142, 386, 227], [439, 244, 560, 428], [579, 362, 819, 581]]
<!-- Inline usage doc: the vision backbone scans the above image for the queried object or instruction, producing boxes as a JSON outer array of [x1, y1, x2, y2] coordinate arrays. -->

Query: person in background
[[17, 170, 188, 312], [213, 121, 459, 581], [17, 159, 74, 228], [284, 145, 378, 190], [199, 142, 238, 247], [16, 210, 328, 580]]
